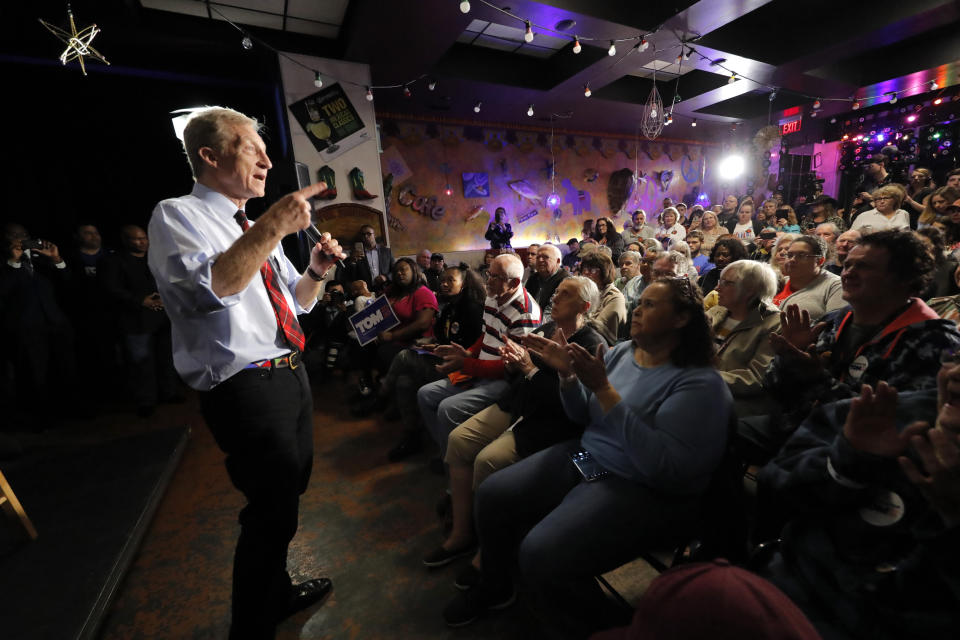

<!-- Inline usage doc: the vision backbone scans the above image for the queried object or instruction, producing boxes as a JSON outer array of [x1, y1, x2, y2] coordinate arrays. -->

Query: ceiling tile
[[139, 0, 208, 18], [285, 17, 339, 38], [211, 6, 283, 30], [287, 0, 350, 24]]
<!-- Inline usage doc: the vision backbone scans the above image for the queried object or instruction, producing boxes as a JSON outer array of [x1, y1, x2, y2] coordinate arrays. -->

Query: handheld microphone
[[303, 224, 346, 270]]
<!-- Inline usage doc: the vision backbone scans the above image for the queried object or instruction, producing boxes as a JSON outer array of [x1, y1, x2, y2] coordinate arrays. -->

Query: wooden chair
[[0, 469, 37, 540]]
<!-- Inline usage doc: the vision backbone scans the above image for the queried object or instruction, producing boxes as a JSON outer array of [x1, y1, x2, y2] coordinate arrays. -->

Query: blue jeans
[[416, 377, 509, 454], [476, 440, 698, 638]]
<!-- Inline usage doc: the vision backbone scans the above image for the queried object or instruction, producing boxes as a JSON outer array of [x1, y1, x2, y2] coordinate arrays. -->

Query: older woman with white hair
[[708, 260, 781, 421], [425, 276, 607, 571]]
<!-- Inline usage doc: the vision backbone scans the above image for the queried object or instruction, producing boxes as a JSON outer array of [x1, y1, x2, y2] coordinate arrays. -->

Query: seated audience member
[[928, 262, 960, 322], [774, 206, 802, 234], [947, 167, 960, 189], [750, 228, 778, 262], [686, 230, 714, 276], [477, 250, 496, 281], [417, 254, 540, 454], [352, 257, 438, 399], [903, 167, 936, 226], [917, 186, 960, 228], [717, 194, 739, 228], [771, 235, 845, 320], [758, 198, 779, 226], [579, 250, 627, 343], [591, 560, 820, 640], [825, 229, 862, 275], [699, 237, 748, 295], [485, 208, 513, 250], [669, 241, 700, 279], [100, 224, 180, 416], [814, 222, 841, 265], [424, 252, 445, 292], [800, 195, 845, 233], [614, 250, 644, 319], [771, 232, 800, 282], [708, 260, 782, 459], [417, 248, 432, 272], [424, 277, 606, 570], [699, 210, 725, 254], [561, 238, 580, 271], [675, 202, 688, 224], [757, 373, 960, 639], [726, 200, 762, 247], [765, 230, 960, 448], [522, 243, 539, 284], [592, 217, 625, 264], [442, 278, 733, 635], [625, 241, 642, 254], [685, 205, 704, 231], [851, 185, 911, 233], [621, 210, 655, 246], [656, 207, 686, 248], [360, 265, 486, 460], [525, 244, 568, 317], [652, 251, 688, 281], [917, 226, 959, 300], [0, 223, 77, 427]]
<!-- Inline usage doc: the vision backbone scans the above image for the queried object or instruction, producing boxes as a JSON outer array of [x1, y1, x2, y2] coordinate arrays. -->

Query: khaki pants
[[444, 404, 521, 488]]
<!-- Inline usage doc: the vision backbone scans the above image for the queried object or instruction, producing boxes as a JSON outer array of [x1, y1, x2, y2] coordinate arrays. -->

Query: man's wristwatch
[[306, 266, 324, 282]]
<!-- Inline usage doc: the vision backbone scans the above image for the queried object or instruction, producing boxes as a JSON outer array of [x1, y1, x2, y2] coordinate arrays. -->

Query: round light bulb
[[527, 105, 534, 117], [524, 21, 534, 43], [314, 72, 323, 88], [403, 86, 411, 98], [691, 119, 697, 127], [639, 37, 649, 52], [728, 74, 736, 84], [474, 101, 481, 113], [931, 81, 939, 91], [444, 185, 453, 196], [459, 0, 471, 13], [428, 80, 437, 91], [813, 99, 821, 109], [584, 85, 591, 98], [241, 36, 253, 50], [650, 109, 657, 118], [608, 41, 617, 56], [572, 37, 581, 54], [889, 93, 897, 104], [852, 101, 860, 110]]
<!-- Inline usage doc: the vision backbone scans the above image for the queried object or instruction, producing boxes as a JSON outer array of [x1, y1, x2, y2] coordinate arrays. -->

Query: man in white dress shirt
[[148, 107, 344, 640]]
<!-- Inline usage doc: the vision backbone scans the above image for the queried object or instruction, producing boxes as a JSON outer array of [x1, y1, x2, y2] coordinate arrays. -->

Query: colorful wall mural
[[377, 117, 725, 256]]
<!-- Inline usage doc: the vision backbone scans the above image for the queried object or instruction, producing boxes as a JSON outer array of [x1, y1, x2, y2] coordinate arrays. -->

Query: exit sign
[[780, 115, 802, 136]]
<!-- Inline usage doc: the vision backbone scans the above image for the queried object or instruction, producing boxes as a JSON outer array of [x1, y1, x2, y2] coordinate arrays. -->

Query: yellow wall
[[378, 118, 722, 256]]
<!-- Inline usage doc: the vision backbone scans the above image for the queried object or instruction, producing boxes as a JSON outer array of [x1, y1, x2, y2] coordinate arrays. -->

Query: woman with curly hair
[[592, 216, 625, 264]]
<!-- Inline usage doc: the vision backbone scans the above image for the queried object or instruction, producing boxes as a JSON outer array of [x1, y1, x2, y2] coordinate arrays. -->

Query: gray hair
[[642, 238, 661, 252], [815, 222, 841, 239], [670, 240, 692, 261], [656, 250, 687, 276], [722, 260, 778, 305], [539, 243, 562, 262], [182, 107, 262, 179], [565, 275, 600, 314], [594, 245, 613, 258], [494, 253, 524, 280], [619, 250, 642, 265]]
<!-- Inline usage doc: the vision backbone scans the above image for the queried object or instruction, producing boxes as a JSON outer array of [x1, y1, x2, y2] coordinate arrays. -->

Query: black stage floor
[[0, 426, 189, 640]]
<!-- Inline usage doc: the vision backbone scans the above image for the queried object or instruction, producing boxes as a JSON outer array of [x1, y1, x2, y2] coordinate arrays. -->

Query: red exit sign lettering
[[780, 117, 802, 135]]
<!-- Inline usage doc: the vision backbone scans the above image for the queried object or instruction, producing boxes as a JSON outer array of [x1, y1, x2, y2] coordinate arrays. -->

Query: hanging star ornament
[[39, 5, 110, 76]]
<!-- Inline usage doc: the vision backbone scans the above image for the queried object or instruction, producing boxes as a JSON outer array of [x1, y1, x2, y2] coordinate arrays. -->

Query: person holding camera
[[0, 223, 77, 429]]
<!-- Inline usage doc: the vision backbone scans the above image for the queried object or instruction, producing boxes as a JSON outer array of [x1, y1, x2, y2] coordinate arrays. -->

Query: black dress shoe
[[277, 578, 333, 621], [387, 431, 424, 462]]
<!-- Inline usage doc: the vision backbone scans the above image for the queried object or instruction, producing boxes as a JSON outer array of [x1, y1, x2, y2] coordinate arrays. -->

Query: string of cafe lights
[[216, 2, 950, 123]]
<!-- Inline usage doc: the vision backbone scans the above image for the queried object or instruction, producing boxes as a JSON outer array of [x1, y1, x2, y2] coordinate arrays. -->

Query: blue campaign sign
[[348, 295, 401, 346]]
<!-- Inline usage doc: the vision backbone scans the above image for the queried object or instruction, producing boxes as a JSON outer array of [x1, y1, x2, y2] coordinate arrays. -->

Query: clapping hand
[[770, 304, 828, 368], [899, 427, 960, 529], [500, 333, 534, 375], [523, 329, 573, 376], [843, 382, 928, 457], [435, 342, 469, 375], [567, 342, 610, 392]]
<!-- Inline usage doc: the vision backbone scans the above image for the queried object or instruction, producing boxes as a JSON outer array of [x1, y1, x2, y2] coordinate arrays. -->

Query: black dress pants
[[199, 364, 314, 640]]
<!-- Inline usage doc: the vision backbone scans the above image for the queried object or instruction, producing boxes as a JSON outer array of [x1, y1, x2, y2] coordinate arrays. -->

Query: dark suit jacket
[[336, 246, 394, 290], [525, 268, 568, 317]]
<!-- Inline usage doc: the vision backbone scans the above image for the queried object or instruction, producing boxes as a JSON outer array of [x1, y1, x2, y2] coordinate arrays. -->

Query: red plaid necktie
[[235, 211, 305, 352]]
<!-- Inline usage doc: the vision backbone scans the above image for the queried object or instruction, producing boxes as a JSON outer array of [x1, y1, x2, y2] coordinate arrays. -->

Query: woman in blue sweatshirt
[[442, 277, 733, 634]]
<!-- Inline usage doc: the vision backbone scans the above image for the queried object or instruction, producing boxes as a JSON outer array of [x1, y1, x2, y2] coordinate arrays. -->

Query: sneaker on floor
[[455, 564, 481, 591], [442, 581, 516, 628], [423, 542, 476, 568]]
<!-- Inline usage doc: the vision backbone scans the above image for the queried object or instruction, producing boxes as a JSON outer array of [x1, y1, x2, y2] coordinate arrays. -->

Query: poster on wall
[[289, 83, 369, 161]]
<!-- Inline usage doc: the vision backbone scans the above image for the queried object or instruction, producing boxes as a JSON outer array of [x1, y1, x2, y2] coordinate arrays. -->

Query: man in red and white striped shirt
[[418, 253, 541, 452]]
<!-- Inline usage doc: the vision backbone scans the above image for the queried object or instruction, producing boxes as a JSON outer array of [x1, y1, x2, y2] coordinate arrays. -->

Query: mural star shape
[[39, 7, 110, 76]]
